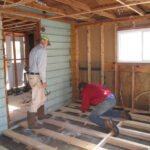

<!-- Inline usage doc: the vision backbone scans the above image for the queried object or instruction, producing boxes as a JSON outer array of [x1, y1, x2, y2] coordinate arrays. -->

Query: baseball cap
[[42, 35, 50, 45]]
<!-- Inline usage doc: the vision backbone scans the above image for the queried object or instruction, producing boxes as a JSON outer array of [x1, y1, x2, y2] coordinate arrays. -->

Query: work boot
[[122, 110, 132, 120], [105, 119, 119, 137], [37, 105, 49, 120], [27, 111, 42, 129]]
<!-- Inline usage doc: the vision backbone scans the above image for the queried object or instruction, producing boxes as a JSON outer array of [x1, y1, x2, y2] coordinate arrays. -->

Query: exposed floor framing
[[2, 102, 150, 150]]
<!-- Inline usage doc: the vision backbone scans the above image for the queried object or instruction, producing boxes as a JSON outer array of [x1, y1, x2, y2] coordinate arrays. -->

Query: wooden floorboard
[[2, 129, 57, 150]]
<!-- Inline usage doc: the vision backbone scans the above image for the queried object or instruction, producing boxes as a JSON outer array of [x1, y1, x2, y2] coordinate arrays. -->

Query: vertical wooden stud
[[101, 24, 104, 86], [75, 27, 79, 99], [132, 65, 135, 112], [12, 32, 18, 88], [87, 26, 91, 83], [115, 24, 120, 103]]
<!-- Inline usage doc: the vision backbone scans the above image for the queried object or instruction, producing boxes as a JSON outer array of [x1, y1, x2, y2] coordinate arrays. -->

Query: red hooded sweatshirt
[[81, 83, 112, 112]]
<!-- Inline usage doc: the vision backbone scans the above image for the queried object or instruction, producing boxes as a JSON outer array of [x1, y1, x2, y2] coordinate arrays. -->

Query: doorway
[[2, 13, 40, 125]]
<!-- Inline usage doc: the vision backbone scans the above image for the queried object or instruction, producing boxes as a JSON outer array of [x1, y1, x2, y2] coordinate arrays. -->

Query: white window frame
[[118, 28, 150, 63]]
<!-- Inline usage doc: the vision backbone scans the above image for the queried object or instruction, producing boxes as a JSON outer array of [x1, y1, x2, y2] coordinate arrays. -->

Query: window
[[118, 28, 150, 63]]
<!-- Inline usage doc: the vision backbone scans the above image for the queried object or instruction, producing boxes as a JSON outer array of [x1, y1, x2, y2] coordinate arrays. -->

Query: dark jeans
[[89, 94, 122, 130]]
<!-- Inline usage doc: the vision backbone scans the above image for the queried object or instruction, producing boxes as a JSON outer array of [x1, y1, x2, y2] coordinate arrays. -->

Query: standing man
[[79, 82, 131, 136], [27, 35, 50, 129]]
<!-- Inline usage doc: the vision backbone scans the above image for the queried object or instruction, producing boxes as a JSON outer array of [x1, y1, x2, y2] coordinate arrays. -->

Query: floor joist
[[20, 122, 106, 150], [43, 118, 149, 150], [2, 129, 57, 150]]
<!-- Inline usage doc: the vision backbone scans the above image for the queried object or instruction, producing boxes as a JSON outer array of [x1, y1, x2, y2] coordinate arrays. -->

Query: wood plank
[[2, 129, 57, 150], [49, 0, 150, 19], [54, 0, 91, 11], [87, 26, 92, 83], [119, 127, 150, 142], [95, 11, 116, 19], [48, 111, 150, 150], [131, 65, 135, 112], [101, 24, 104, 85], [116, 0, 145, 16], [43, 118, 149, 150], [20, 122, 106, 150], [25, 2, 66, 16], [75, 27, 79, 99], [1, 0, 36, 9], [114, 24, 119, 102], [130, 113, 150, 123], [95, 122, 122, 148], [12, 33, 18, 88], [0, 146, 8, 150], [70, 102, 150, 122], [122, 120, 150, 132]]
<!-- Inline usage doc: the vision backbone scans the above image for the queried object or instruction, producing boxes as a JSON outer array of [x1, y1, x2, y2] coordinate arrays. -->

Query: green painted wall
[[0, 16, 71, 133], [0, 16, 8, 133], [41, 19, 71, 112]]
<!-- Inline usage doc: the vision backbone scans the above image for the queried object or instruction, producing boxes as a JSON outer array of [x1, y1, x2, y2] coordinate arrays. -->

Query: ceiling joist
[[25, 2, 67, 16], [116, 0, 145, 16], [95, 11, 117, 19], [0, 0, 36, 8], [54, 0, 91, 11]]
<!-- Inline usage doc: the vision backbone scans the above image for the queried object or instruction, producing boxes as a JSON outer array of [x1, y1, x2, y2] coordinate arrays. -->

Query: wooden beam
[[87, 26, 92, 83], [1, 8, 75, 24], [49, 111, 150, 149], [122, 120, 150, 132], [25, 2, 67, 16], [48, 0, 150, 19], [54, 0, 91, 11], [75, 27, 79, 99], [3, 13, 40, 22], [12, 32, 18, 88], [131, 65, 135, 112], [4, 20, 29, 27], [114, 24, 119, 102], [70, 102, 150, 122], [95, 11, 116, 19], [116, 0, 145, 16], [4, 22, 37, 29], [2, 129, 57, 150], [0, 0, 36, 9], [3, 18, 15, 23], [119, 127, 150, 142], [43, 118, 149, 150], [20, 122, 106, 150], [101, 24, 104, 86]]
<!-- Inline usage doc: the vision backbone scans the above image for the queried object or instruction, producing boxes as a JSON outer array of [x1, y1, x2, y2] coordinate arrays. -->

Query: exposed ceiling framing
[[1, 0, 150, 25]]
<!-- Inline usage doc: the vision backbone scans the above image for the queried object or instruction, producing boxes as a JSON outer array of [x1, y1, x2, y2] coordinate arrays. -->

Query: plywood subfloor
[[1, 102, 150, 150]]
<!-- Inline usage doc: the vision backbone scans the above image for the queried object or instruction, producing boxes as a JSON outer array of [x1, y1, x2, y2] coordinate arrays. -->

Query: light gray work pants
[[28, 74, 46, 112]]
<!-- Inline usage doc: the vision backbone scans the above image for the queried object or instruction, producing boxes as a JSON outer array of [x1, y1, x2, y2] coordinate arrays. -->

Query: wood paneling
[[41, 18, 71, 112]]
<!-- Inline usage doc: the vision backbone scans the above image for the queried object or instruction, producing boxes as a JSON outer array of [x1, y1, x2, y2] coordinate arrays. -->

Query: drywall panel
[[41, 19, 71, 112]]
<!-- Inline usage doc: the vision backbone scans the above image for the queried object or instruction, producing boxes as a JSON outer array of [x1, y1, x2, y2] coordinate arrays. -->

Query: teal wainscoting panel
[[0, 23, 8, 134], [41, 19, 72, 112], [47, 56, 70, 64], [46, 68, 70, 78]]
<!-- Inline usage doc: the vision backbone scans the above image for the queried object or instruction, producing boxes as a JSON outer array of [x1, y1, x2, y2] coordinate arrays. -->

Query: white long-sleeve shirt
[[29, 44, 47, 82]]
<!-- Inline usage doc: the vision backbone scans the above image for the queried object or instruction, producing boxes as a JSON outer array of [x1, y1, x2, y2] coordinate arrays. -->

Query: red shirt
[[81, 83, 112, 112]]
